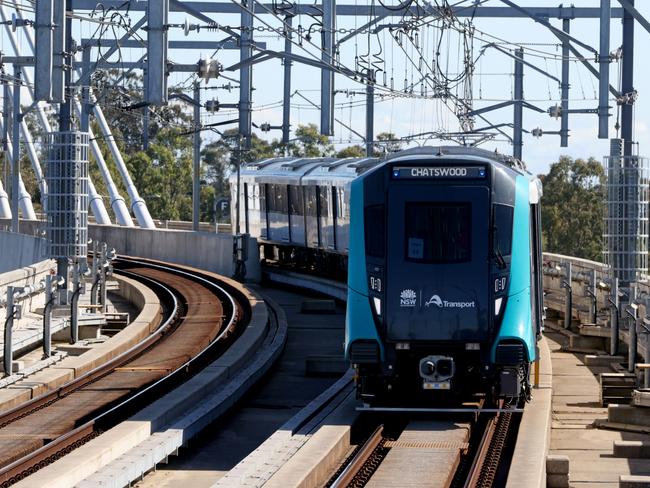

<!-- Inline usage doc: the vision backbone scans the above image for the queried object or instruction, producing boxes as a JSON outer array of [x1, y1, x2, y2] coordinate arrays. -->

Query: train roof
[[381, 146, 542, 202], [384, 146, 530, 174], [234, 148, 540, 201], [238, 156, 382, 179]]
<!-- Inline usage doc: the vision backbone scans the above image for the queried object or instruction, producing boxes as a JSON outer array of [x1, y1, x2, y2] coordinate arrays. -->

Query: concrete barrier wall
[[0, 230, 48, 273], [88, 225, 261, 281], [0, 220, 261, 282]]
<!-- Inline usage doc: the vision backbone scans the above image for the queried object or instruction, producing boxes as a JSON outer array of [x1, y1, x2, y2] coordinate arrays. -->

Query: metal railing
[[0, 240, 116, 377], [543, 252, 650, 387]]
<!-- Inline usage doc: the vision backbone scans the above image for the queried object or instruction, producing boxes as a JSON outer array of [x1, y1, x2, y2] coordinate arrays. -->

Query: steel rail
[[0, 258, 246, 486], [329, 425, 385, 488], [463, 401, 513, 488]]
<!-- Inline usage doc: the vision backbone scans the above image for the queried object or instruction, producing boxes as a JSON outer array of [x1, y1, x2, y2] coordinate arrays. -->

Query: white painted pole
[[72, 99, 133, 226], [91, 100, 156, 229], [0, 178, 11, 219], [0, 119, 37, 221], [87, 178, 111, 225]]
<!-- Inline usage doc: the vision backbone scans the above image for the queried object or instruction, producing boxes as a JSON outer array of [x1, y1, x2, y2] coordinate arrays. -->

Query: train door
[[385, 185, 490, 341], [261, 183, 269, 240], [289, 185, 306, 245], [305, 186, 320, 247], [331, 186, 338, 250], [267, 184, 290, 242], [243, 183, 250, 234], [319, 186, 335, 249], [337, 185, 351, 252], [531, 203, 543, 336]]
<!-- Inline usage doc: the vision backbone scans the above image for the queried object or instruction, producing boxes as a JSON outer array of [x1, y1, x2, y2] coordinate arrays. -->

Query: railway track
[[326, 402, 518, 488], [0, 257, 249, 486]]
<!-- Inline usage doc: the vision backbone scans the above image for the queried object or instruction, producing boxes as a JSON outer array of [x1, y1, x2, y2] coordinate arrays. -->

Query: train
[[231, 146, 543, 404]]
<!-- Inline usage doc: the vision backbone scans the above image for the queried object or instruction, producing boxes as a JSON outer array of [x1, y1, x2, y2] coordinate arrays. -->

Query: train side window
[[260, 184, 266, 213], [365, 205, 385, 258], [289, 185, 303, 215], [492, 204, 514, 257], [267, 184, 276, 212], [305, 186, 318, 216], [271, 185, 287, 213], [318, 186, 330, 218]]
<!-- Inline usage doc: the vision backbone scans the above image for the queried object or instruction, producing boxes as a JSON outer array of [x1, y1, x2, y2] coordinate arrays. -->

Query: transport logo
[[425, 295, 443, 308], [426, 294, 476, 309], [400, 289, 417, 307]]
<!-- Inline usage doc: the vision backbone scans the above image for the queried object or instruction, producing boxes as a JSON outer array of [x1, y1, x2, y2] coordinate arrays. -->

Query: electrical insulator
[[183, 18, 201, 36], [532, 128, 543, 138], [548, 105, 562, 119], [205, 99, 220, 112], [260, 123, 271, 132], [198, 58, 222, 82]]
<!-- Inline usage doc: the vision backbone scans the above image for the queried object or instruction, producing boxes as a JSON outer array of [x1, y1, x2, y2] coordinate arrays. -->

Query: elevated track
[[0, 257, 247, 486]]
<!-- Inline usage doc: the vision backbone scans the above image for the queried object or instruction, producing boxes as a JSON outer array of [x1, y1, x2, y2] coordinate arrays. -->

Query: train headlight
[[420, 360, 436, 377], [373, 296, 381, 316], [494, 297, 503, 316], [436, 358, 454, 377]]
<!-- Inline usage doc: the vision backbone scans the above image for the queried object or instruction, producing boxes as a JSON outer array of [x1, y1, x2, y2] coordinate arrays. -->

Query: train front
[[345, 148, 536, 404]]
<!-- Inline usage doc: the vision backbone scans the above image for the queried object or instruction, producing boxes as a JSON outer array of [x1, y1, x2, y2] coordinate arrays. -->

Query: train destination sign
[[391, 166, 486, 179]]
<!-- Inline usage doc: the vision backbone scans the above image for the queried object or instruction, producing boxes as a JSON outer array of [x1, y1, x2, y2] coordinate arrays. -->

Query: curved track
[[0, 257, 248, 486]]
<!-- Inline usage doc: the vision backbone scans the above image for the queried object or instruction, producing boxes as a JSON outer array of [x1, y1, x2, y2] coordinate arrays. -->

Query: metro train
[[231, 146, 543, 403]]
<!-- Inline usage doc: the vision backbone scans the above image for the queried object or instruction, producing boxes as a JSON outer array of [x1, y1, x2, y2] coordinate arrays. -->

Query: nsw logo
[[400, 289, 417, 307], [425, 295, 443, 308]]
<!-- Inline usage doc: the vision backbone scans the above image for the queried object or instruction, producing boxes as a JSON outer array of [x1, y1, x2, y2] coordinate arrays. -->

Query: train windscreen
[[404, 202, 471, 263]]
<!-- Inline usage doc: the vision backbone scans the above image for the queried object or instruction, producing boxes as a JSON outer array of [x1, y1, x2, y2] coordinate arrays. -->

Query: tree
[[202, 129, 274, 201], [145, 132, 193, 221], [374, 132, 403, 156], [92, 70, 191, 154], [336, 145, 365, 158], [540, 156, 605, 261], [286, 123, 334, 157]]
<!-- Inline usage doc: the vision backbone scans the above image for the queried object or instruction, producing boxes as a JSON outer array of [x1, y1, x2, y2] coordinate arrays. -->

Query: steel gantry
[[0, 0, 648, 286]]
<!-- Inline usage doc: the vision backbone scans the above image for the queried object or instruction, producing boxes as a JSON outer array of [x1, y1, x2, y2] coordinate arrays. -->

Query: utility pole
[[598, 0, 611, 139], [143, 83, 149, 149], [320, 0, 335, 135], [239, 0, 253, 150], [11, 66, 20, 232], [621, 0, 635, 158], [193, 82, 201, 231], [365, 73, 374, 157], [54, 0, 74, 295], [513, 47, 524, 161], [282, 15, 293, 146], [560, 18, 570, 147]]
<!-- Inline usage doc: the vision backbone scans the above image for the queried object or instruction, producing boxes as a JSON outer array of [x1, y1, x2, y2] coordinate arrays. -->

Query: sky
[[4, 0, 650, 177]]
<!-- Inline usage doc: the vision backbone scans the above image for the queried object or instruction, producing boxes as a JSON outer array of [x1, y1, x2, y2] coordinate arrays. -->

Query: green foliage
[[127, 128, 193, 221], [287, 123, 334, 157], [374, 132, 403, 155], [540, 156, 605, 262], [336, 145, 365, 158]]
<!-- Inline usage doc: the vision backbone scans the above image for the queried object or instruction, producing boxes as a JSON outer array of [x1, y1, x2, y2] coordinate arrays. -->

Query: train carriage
[[345, 147, 543, 403], [231, 146, 542, 404], [231, 156, 380, 269]]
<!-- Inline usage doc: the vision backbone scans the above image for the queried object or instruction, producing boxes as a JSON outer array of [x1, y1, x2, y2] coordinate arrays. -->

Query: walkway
[[547, 330, 650, 487]]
